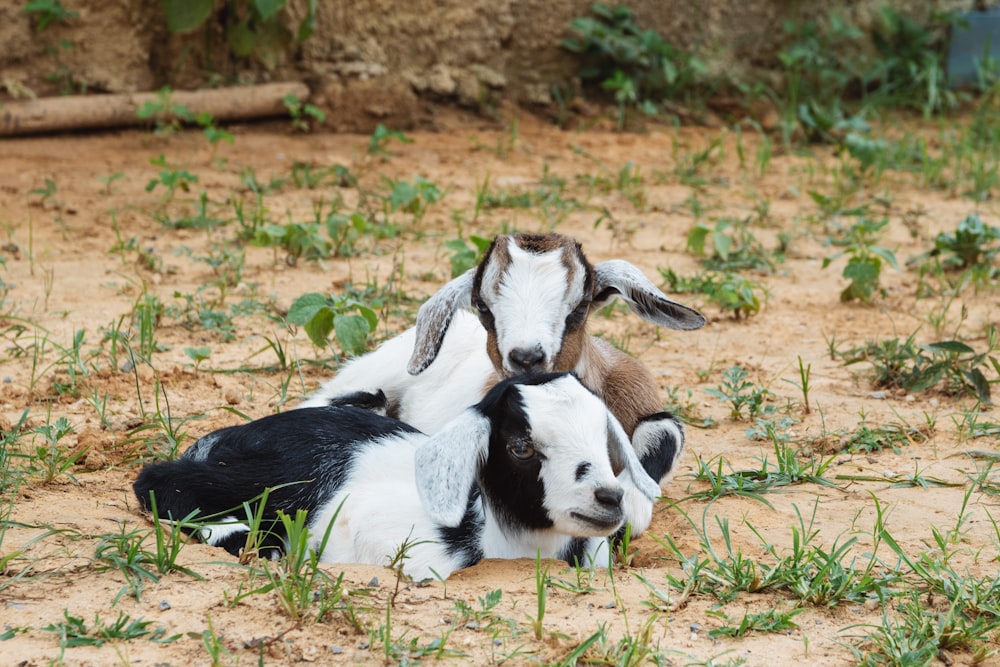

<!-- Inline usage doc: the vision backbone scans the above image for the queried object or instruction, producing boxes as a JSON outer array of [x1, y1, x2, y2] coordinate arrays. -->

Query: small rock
[[368, 577, 379, 587], [869, 391, 886, 399], [159, 600, 171, 610], [330, 646, 342, 655], [223, 385, 242, 405], [690, 622, 702, 633]]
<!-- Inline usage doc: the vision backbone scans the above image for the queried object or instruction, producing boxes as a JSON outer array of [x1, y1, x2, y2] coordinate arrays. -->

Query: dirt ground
[[0, 109, 998, 666]]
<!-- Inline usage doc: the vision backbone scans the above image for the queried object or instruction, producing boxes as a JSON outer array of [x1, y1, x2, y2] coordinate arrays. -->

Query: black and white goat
[[301, 233, 705, 487], [134, 373, 660, 580]]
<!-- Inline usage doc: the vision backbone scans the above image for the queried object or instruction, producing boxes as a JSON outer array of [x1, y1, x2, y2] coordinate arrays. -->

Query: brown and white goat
[[300, 233, 705, 494]]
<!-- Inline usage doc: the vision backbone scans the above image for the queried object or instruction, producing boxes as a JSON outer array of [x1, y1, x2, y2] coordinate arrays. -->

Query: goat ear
[[407, 268, 476, 375], [593, 260, 706, 330], [607, 416, 661, 502], [414, 408, 492, 527]]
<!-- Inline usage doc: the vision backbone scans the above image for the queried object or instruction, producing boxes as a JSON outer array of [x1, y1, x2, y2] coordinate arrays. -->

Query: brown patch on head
[[484, 328, 504, 375], [473, 235, 511, 300], [551, 331, 585, 372]]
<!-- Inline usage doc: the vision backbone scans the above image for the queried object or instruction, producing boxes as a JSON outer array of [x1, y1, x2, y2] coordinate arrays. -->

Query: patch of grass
[[707, 607, 803, 638], [686, 217, 782, 272], [705, 365, 774, 421], [42, 610, 179, 649], [838, 331, 999, 405], [562, 2, 707, 126], [660, 268, 765, 320]]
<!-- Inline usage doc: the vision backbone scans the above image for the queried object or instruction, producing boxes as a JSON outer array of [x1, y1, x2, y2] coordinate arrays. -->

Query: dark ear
[[414, 409, 492, 527], [593, 260, 706, 330], [407, 269, 476, 375]]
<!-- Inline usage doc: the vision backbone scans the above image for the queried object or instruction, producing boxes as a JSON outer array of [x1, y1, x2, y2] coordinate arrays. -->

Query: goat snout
[[594, 485, 624, 509], [508, 346, 546, 374]]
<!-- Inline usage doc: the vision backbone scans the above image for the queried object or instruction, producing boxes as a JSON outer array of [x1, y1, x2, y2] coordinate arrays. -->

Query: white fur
[[292, 375, 656, 579], [301, 234, 704, 492]]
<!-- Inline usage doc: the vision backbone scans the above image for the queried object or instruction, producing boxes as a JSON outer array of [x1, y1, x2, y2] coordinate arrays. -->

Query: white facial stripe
[[483, 239, 587, 372]]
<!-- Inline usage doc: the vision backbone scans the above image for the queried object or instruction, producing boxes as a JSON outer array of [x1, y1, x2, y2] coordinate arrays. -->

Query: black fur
[[635, 411, 683, 483], [133, 406, 418, 556]]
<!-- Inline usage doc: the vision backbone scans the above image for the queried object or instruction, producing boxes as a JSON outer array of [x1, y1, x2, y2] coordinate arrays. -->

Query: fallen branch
[[0, 81, 310, 136]]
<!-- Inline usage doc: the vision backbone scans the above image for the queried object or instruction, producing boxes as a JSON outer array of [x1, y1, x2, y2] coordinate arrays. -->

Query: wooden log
[[0, 81, 311, 136]]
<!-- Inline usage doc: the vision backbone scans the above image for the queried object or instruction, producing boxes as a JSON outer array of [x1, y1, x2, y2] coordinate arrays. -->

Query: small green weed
[[686, 216, 781, 272], [707, 607, 803, 638], [445, 234, 491, 278], [660, 268, 764, 320], [145, 155, 198, 201], [839, 332, 998, 404], [283, 93, 326, 132], [705, 365, 774, 420], [286, 291, 381, 358], [42, 610, 179, 649], [23, 0, 77, 31], [822, 216, 898, 302], [368, 124, 413, 157]]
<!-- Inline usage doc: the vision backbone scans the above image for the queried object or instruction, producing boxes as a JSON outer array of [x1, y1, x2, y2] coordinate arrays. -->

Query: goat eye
[[474, 299, 491, 315], [508, 441, 536, 461], [565, 301, 589, 327]]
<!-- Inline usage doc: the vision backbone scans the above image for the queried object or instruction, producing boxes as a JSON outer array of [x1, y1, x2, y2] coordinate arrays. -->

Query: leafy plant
[[42, 610, 177, 648], [159, 0, 317, 69], [368, 124, 413, 157], [866, 7, 959, 115], [660, 268, 764, 319], [145, 156, 198, 201], [286, 291, 380, 357], [382, 175, 442, 224], [283, 93, 326, 132], [23, 0, 77, 31], [920, 212, 1000, 272], [136, 87, 232, 143], [29, 416, 82, 483], [707, 607, 802, 639], [822, 216, 898, 302], [686, 217, 781, 272], [705, 366, 773, 420], [445, 234, 491, 278], [563, 2, 706, 123], [839, 332, 998, 404]]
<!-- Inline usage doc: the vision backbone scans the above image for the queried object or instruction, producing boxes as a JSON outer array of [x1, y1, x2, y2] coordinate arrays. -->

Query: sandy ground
[[0, 110, 998, 666]]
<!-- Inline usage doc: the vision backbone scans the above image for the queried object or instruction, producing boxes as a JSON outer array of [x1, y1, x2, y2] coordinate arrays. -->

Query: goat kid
[[134, 373, 660, 581], [301, 233, 705, 487]]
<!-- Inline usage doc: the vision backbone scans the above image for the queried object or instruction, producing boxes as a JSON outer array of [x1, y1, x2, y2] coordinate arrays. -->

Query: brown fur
[[470, 233, 659, 438]]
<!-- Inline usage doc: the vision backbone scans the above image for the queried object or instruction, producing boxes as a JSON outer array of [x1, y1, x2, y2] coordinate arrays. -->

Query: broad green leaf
[[160, 0, 214, 34], [303, 307, 335, 348], [253, 0, 285, 21], [334, 314, 370, 357], [226, 17, 256, 58], [286, 292, 329, 325], [922, 340, 975, 355]]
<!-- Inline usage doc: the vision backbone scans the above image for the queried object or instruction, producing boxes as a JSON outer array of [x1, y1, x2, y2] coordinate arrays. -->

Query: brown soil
[[0, 110, 997, 666]]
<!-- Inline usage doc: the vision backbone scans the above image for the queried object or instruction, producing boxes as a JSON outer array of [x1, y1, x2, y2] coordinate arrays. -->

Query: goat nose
[[509, 346, 545, 373], [594, 486, 624, 509]]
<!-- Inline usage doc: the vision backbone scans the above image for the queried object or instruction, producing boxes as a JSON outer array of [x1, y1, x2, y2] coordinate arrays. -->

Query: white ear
[[407, 268, 476, 375], [414, 408, 492, 527], [593, 260, 705, 330], [607, 416, 661, 502]]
